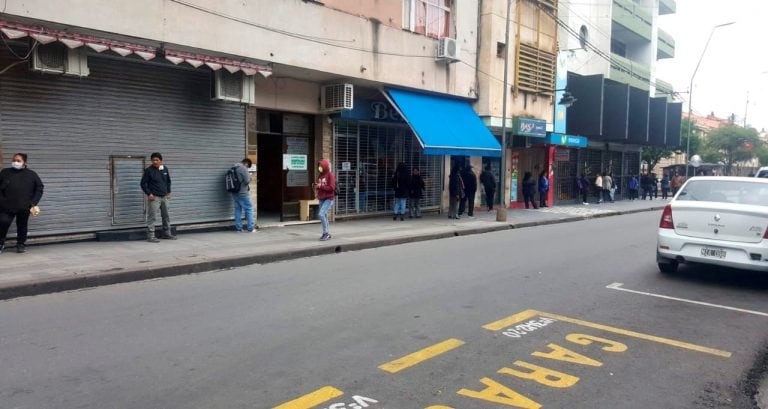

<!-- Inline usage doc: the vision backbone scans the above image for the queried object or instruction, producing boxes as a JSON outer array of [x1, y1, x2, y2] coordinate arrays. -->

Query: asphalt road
[[1, 211, 767, 409]]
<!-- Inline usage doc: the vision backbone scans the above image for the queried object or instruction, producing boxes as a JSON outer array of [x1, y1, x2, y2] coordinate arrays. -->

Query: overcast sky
[[655, 0, 768, 131]]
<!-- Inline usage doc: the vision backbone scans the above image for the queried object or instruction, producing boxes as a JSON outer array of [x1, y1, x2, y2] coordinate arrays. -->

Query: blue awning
[[384, 88, 502, 157]]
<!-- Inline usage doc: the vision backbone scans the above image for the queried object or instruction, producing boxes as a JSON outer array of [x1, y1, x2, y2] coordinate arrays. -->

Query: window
[[611, 39, 626, 57], [404, 0, 451, 39], [497, 42, 506, 58]]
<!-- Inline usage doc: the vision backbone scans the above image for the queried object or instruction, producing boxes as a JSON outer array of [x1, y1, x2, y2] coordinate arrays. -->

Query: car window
[[677, 180, 768, 205], [757, 170, 768, 178]]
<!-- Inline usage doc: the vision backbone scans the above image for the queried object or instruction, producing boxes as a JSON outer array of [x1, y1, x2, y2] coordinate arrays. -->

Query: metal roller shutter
[[0, 53, 245, 236]]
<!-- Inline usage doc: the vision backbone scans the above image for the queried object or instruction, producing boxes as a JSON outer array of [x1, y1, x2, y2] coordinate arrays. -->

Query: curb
[[0, 206, 664, 301]]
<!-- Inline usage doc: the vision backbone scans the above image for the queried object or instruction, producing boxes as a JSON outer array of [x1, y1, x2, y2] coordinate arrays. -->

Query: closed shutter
[[0, 53, 245, 235]]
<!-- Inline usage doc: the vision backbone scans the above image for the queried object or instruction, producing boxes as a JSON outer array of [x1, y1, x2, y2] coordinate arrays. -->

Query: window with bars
[[333, 121, 443, 216], [403, 0, 451, 39]]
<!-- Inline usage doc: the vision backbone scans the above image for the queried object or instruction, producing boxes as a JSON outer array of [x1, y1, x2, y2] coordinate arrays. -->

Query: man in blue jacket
[[232, 158, 255, 232], [140, 152, 176, 242]]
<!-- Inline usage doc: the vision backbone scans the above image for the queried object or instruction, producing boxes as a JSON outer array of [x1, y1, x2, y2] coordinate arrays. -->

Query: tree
[[642, 119, 703, 173], [642, 146, 674, 174], [704, 125, 763, 175]]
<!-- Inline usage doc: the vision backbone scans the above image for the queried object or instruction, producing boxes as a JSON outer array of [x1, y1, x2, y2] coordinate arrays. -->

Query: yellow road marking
[[379, 338, 466, 374], [482, 309, 732, 358], [482, 309, 539, 331], [273, 386, 344, 409]]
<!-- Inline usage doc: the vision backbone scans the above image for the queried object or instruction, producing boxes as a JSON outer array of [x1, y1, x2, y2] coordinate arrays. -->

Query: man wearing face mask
[[0, 153, 44, 254], [140, 152, 176, 243]]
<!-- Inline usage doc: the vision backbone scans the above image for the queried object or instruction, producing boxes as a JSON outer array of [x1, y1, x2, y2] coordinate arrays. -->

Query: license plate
[[701, 247, 727, 259]]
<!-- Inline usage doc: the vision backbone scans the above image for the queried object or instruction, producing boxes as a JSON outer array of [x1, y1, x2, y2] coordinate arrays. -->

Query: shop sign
[[339, 98, 405, 123], [545, 133, 588, 148], [512, 117, 547, 138], [283, 154, 307, 170]]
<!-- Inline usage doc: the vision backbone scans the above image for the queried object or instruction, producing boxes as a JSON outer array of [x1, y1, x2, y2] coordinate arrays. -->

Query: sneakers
[[147, 232, 160, 243], [0, 242, 4, 254], [16, 243, 26, 253], [582, 202, 589, 205], [159, 233, 178, 240], [320, 233, 332, 241]]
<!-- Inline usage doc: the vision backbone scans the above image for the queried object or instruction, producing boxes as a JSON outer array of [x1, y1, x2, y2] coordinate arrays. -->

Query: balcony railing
[[655, 78, 674, 98], [612, 0, 652, 42], [657, 28, 675, 59], [609, 53, 651, 90], [659, 0, 676, 15]]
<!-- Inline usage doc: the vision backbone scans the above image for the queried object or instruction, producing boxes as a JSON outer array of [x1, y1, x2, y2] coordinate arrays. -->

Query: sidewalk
[[0, 199, 666, 300]]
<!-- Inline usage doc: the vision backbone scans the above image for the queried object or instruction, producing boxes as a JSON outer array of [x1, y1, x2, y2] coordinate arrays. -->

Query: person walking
[[628, 175, 639, 200], [461, 165, 478, 217], [392, 162, 410, 221], [141, 152, 176, 243], [594, 173, 603, 204], [408, 167, 425, 218], [448, 165, 463, 219], [603, 173, 614, 203], [640, 173, 651, 200], [313, 159, 336, 241], [522, 171, 538, 209], [661, 173, 671, 200], [231, 158, 255, 233], [577, 173, 589, 205], [651, 173, 659, 199], [0, 153, 44, 254], [479, 164, 496, 211], [538, 169, 549, 208]]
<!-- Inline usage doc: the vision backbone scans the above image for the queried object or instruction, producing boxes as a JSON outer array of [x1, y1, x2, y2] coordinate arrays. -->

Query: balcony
[[609, 53, 651, 90], [657, 28, 675, 59], [655, 78, 674, 98], [612, 0, 652, 42], [659, 0, 676, 15]]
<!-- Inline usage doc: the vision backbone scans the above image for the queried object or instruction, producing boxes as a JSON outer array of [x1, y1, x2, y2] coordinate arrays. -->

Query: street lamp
[[686, 21, 735, 178]]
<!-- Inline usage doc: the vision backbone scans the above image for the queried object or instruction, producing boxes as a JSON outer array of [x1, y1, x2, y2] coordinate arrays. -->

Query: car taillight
[[659, 205, 674, 229], [764, 227, 768, 239]]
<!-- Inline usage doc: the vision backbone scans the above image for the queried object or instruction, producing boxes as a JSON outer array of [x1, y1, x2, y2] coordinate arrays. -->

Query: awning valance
[[164, 50, 271, 76], [0, 20, 157, 60], [384, 88, 502, 157]]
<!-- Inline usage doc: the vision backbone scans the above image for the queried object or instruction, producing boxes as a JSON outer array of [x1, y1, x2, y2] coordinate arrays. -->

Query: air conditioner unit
[[211, 71, 256, 105], [320, 83, 353, 112], [437, 37, 459, 62], [32, 42, 90, 77]]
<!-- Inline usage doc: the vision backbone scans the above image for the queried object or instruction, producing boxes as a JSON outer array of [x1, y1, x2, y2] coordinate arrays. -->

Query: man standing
[[232, 158, 255, 233], [0, 153, 44, 254], [461, 165, 478, 217], [140, 152, 176, 243], [479, 164, 496, 211]]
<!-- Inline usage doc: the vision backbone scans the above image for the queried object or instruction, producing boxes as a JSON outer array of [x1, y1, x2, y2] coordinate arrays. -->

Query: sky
[[655, 0, 768, 131]]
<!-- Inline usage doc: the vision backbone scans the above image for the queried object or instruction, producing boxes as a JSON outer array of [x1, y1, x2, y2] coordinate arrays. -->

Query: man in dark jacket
[[392, 162, 410, 221], [140, 152, 176, 242], [479, 164, 496, 211], [448, 165, 463, 219], [408, 167, 425, 218], [459, 165, 478, 217], [0, 153, 44, 254]]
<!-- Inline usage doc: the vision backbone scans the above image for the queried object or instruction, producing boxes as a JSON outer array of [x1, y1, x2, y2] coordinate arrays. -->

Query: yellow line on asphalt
[[379, 338, 466, 374], [273, 386, 344, 409], [538, 311, 732, 358], [482, 309, 540, 331]]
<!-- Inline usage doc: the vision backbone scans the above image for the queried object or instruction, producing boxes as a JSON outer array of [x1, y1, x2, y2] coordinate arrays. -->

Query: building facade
[[0, 0, 504, 238]]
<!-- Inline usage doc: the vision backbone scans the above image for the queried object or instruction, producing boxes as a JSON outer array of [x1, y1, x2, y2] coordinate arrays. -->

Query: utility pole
[[499, 0, 513, 212]]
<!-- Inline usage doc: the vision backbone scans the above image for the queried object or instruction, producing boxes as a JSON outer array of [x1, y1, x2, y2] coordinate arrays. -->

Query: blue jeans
[[233, 193, 254, 231], [319, 199, 334, 234], [393, 198, 407, 215]]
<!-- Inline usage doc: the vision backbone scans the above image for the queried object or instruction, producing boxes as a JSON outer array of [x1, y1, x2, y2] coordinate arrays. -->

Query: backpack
[[225, 166, 241, 193]]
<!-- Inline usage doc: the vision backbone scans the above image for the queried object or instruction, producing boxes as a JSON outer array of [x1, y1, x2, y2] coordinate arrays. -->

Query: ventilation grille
[[33, 42, 67, 73], [218, 71, 243, 100], [516, 42, 556, 95], [536, 0, 558, 13]]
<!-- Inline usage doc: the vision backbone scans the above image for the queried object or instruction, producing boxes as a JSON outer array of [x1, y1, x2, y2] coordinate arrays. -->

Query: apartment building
[[0, 0, 501, 238]]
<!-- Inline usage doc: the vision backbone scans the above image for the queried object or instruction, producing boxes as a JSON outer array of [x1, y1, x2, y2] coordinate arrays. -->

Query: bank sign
[[545, 133, 588, 148], [339, 98, 405, 123], [512, 117, 547, 138]]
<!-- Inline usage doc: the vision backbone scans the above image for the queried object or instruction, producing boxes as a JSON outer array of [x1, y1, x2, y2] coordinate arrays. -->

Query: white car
[[755, 166, 768, 178], [657, 177, 768, 273]]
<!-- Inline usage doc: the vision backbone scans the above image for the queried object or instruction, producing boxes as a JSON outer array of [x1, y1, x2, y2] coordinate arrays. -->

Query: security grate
[[333, 121, 442, 216], [554, 147, 578, 203]]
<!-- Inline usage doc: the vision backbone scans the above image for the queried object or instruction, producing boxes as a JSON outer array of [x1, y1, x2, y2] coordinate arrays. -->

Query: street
[[1, 211, 766, 409]]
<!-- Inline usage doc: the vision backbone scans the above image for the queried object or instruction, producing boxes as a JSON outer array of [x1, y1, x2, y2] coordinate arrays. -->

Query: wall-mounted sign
[[339, 98, 405, 123], [544, 133, 588, 148], [341, 161, 352, 171], [512, 117, 547, 138], [283, 154, 308, 170]]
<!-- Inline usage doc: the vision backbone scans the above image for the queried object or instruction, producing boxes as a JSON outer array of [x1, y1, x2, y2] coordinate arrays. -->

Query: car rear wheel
[[658, 260, 678, 274]]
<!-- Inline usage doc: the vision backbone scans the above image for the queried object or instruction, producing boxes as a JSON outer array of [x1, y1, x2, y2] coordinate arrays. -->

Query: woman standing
[[313, 159, 335, 241], [0, 153, 44, 254]]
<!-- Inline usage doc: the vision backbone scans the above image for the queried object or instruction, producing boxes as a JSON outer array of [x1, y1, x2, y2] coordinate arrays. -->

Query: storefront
[[332, 87, 501, 217], [507, 117, 551, 208]]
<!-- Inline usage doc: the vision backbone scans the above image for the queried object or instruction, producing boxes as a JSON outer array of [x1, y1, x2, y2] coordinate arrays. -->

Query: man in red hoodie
[[313, 159, 336, 241]]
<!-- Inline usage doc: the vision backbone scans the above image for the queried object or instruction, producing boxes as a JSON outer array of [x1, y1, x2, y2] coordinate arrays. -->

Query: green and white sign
[[283, 154, 308, 170]]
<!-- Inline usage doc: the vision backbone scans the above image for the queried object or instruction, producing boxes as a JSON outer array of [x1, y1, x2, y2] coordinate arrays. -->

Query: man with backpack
[[227, 158, 255, 233]]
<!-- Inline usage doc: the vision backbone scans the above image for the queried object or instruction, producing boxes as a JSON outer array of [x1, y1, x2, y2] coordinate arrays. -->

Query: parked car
[[755, 166, 768, 178], [657, 177, 768, 273]]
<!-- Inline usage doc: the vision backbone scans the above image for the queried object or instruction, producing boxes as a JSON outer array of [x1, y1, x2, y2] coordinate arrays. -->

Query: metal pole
[[500, 0, 512, 207], [686, 22, 734, 178]]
